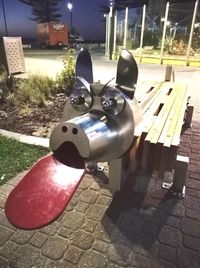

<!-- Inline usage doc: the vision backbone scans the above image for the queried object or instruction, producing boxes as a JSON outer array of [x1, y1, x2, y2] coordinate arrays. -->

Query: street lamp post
[[1, 0, 8, 36], [67, 1, 73, 33]]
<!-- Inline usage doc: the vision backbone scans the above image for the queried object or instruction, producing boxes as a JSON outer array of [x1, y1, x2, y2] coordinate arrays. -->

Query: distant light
[[67, 3, 73, 11], [104, 14, 107, 18], [167, 21, 171, 26], [109, 0, 114, 7]]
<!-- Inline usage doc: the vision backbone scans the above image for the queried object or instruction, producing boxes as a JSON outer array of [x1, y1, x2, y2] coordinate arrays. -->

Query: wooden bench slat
[[164, 85, 188, 147], [171, 92, 190, 146], [145, 83, 180, 144], [158, 84, 187, 146]]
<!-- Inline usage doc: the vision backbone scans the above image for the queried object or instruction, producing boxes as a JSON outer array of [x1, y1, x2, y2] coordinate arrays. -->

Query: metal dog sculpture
[[5, 49, 142, 229]]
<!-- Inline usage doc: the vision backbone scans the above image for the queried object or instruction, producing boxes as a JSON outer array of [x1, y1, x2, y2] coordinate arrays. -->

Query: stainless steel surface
[[50, 83, 142, 162]]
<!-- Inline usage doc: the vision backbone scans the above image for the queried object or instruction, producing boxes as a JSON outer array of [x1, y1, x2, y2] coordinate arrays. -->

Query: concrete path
[[0, 60, 199, 267]]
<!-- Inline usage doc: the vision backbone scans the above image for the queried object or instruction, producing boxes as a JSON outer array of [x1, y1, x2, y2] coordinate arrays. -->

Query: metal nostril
[[62, 126, 68, 133], [72, 128, 78, 135]]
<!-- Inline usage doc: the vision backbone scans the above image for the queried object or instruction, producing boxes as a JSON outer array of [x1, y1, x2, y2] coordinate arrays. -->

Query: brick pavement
[[0, 71, 199, 268]]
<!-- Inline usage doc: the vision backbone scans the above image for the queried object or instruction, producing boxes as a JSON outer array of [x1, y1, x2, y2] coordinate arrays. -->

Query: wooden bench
[[133, 78, 193, 179]]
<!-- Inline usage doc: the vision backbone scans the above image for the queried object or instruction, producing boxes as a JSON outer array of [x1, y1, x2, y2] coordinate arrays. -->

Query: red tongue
[[5, 154, 85, 230]]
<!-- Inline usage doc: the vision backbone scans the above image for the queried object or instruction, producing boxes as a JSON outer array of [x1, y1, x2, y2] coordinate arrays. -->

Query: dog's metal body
[[50, 49, 143, 194]]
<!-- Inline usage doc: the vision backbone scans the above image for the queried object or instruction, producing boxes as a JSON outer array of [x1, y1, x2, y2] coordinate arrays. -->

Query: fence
[[106, 0, 200, 66]]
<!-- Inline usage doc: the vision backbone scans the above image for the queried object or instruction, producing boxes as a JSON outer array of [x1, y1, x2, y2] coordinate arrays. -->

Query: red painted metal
[[5, 154, 85, 230]]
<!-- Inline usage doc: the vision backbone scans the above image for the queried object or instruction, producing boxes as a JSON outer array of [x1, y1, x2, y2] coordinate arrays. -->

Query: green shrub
[[56, 49, 75, 96], [16, 74, 54, 106], [0, 66, 10, 102]]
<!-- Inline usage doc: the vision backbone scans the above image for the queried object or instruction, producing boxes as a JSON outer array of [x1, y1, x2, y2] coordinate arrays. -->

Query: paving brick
[[181, 218, 200, 238], [30, 232, 48, 248], [188, 164, 199, 173], [159, 259, 177, 268], [86, 204, 107, 221], [57, 227, 73, 239], [0, 225, 14, 246], [166, 216, 180, 228], [161, 200, 185, 217], [159, 244, 176, 263], [107, 243, 132, 266], [97, 195, 112, 206], [47, 259, 77, 268], [99, 187, 113, 197], [60, 211, 85, 230], [0, 257, 8, 268], [94, 223, 112, 243], [185, 178, 200, 189], [10, 244, 41, 267], [185, 208, 200, 221], [39, 221, 59, 236], [41, 236, 69, 260], [63, 246, 83, 264], [75, 201, 89, 213], [190, 159, 200, 165], [176, 247, 200, 268], [188, 172, 200, 180], [90, 181, 101, 191], [0, 241, 19, 259], [183, 235, 200, 251], [73, 188, 82, 198], [186, 188, 200, 198], [11, 230, 35, 245], [184, 196, 200, 211], [79, 189, 99, 204], [92, 239, 109, 253], [0, 211, 17, 231], [79, 250, 107, 268], [191, 148, 199, 154], [68, 197, 78, 208], [159, 225, 181, 247], [78, 176, 92, 190], [82, 219, 97, 233], [71, 229, 94, 250]]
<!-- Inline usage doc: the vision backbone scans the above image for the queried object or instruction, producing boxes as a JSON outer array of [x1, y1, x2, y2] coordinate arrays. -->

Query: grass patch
[[0, 135, 49, 186]]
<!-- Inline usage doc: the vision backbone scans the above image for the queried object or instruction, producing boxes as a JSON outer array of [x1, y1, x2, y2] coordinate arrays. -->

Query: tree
[[19, 0, 62, 22]]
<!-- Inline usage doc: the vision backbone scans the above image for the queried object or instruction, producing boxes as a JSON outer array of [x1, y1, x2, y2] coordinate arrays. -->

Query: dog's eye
[[70, 87, 92, 112], [101, 89, 125, 115]]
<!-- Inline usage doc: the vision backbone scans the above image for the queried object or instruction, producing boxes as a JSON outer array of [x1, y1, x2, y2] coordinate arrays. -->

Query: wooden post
[[165, 65, 172, 81], [185, 105, 194, 127], [172, 155, 189, 195]]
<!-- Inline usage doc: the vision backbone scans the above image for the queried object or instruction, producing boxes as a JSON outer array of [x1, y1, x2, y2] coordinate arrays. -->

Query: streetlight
[[67, 1, 73, 33]]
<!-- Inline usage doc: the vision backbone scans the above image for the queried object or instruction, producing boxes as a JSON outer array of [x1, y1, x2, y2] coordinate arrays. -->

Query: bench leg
[[184, 105, 194, 128], [172, 155, 189, 196]]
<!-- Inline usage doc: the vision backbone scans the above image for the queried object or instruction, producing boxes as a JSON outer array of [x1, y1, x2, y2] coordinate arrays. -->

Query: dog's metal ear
[[76, 48, 93, 86], [116, 50, 138, 99]]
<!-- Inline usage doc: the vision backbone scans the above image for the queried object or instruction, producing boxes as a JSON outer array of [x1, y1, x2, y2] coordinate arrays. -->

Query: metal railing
[[106, 0, 200, 66]]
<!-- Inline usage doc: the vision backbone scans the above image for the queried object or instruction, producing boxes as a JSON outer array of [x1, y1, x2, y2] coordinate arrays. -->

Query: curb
[[0, 129, 49, 148]]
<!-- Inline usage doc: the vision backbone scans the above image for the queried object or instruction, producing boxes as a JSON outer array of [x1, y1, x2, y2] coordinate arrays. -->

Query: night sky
[[0, 0, 108, 41]]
